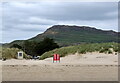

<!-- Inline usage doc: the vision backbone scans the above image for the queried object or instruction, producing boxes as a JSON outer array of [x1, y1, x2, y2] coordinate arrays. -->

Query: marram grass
[[1, 47, 27, 59], [40, 42, 119, 60], [1, 42, 119, 60]]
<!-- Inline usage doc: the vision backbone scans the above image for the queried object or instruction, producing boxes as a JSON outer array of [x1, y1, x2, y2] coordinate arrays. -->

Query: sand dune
[[2, 52, 118, 81], [50, 52, 118, 65]]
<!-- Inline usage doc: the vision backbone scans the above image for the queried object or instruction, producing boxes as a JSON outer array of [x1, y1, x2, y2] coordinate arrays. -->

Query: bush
[[10, 44, 22, 49], [99, 48, 108, 53], [2, 47, 27, 59], [108, 50, 113, 54], [22, 37, 59, 56]]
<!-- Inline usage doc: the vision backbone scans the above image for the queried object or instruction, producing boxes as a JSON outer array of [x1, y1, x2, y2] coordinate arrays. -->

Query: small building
[[17, 51, 23, 59]]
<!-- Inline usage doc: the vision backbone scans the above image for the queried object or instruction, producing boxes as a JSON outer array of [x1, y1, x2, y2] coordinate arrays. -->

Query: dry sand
[[1, 52, 119, 81]]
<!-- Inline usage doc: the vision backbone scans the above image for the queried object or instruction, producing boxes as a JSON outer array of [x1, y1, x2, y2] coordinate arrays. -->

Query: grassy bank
[[1, 47, 27, 59], [40, 42, 119, 60]]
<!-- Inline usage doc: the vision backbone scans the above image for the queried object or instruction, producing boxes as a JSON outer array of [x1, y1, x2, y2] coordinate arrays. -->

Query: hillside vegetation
[[3, 25, 120, 47], [30, 25, 119, 46], [1, 47, 27, 59], [40, 42, 119, 60]]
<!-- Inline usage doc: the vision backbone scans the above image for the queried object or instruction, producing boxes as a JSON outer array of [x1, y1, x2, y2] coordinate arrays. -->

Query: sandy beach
[[1, 52, 118, 81]]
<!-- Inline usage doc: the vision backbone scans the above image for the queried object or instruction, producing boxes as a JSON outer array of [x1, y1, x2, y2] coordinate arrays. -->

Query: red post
[[53, 54, 60, 63], [53, 54, 57, 63], [57, 54, 60, 62]]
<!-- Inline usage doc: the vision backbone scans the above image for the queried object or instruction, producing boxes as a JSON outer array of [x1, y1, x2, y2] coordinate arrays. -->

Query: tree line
[[10, 37, 59, 57]]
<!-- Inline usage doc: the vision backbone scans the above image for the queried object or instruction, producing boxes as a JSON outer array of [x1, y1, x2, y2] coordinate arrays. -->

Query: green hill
[[3, 25, 119, 47], [30, 25, 119, 46]]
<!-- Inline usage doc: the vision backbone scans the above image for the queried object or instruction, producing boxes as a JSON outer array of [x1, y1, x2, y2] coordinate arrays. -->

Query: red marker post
[[53, 54, 60, 63]]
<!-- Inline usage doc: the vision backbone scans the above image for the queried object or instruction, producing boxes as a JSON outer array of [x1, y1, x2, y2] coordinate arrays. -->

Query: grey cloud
[[19, 17, 57, 25], [2, 2, 118, 43], [15, 24, 50, 32], [3, 2, 118, 28], [27, 2, 118, 21], [3, 2, 118, 21]]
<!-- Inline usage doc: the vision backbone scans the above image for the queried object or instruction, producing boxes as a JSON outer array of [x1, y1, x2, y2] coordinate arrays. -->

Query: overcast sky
[[1, 1, 118, 43]]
